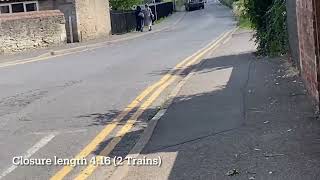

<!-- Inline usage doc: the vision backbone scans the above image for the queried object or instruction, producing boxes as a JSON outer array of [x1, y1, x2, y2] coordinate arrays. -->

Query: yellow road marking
[[0, 49, 92, 69], [50, 75, 174, 180], [50, 29, 235, 180], [72, 29, 235, 180], [0, 26, 223, 69], [0, 27, 185, 69], [74, 71, 178, 180], [50, 44, 196, 180]]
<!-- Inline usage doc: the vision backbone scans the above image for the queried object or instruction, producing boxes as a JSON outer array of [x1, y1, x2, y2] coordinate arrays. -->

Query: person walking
[[144, 4, 154, 31], [135, 6, 144, 32]]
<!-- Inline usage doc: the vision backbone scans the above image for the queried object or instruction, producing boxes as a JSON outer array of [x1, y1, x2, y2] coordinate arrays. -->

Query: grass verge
[[238, 16, 252, 29]]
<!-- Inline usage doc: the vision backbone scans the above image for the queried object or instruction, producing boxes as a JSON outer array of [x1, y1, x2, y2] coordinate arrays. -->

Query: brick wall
[[0, 10, 66, 54], [296, 0, 319, 105]]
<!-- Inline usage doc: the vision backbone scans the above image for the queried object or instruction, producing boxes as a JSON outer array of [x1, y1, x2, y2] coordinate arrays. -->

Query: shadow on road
[[73, 49, 320, 179], [77, 110, 121, 126], [104, 52, 320, 179]]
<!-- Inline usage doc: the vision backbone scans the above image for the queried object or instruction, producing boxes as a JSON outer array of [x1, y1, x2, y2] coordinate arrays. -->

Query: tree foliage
[[244, 0, 288, 56], [110, 0, 142, 10]]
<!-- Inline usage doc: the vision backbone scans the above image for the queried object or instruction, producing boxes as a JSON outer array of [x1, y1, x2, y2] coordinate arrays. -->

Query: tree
[[110, 0, 143, 10]]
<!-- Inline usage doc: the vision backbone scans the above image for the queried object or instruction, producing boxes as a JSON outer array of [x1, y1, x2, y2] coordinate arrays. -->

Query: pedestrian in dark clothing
[[135, 6, 144, 32]]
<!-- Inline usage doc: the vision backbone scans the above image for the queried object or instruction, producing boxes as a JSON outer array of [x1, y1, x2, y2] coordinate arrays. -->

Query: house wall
[[39, 0, 79, 42], [296, 0, 319, 105], [39, 0, 111, 42], [0, 10, 66, 54], [74, 0, 111, 41]]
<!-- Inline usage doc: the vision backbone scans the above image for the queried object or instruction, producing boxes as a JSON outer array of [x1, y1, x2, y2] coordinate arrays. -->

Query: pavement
[[0, 0, 239, 179], [114, 30, 320, 180]]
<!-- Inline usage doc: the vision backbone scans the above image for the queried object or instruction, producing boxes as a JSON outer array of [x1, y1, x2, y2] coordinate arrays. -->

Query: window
[[11, 3, 24, 13], [0, 1, 38, 14], [0, 5, 10, 14], [26, 2, 37, 12]]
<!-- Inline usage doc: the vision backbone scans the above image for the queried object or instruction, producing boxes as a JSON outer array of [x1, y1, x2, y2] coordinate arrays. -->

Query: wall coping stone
[[0, 10, 64, 22]]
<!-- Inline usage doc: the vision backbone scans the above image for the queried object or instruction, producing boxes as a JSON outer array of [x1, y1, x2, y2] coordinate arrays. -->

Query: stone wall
[[0, 10, 66, 54], [296, 0, 319, 106]]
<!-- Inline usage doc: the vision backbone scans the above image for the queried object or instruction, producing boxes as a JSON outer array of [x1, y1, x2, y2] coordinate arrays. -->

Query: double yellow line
[[50, 29, 235, 180]]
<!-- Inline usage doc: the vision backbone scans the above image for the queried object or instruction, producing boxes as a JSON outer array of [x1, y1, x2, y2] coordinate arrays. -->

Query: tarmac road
[[0, 1, 235, 179]]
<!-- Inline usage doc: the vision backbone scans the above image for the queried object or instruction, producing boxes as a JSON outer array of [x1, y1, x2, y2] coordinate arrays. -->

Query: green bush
[[265, 0, 288, 56], [110, 0, 143, 10], [219, 0, 250, 29], [233, 0, 245, 17], [245, 0, 288, 56]]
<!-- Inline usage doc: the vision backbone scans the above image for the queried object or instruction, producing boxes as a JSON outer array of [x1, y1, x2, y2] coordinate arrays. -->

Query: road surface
[[0, 1, 235, 179]]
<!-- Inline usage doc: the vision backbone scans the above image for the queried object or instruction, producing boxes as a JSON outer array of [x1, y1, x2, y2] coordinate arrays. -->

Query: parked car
[[185, 0, 205, 11]]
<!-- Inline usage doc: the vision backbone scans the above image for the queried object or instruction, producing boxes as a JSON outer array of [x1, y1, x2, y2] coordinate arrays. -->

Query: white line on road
[[32, 128, 87, 135], [0, 133, 57, 179]]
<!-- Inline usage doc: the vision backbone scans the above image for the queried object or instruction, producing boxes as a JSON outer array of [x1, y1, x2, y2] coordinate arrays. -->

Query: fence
[[150, 2, 174, 21], [110, 10, 136, 35], [110, 2, 174, 34]]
